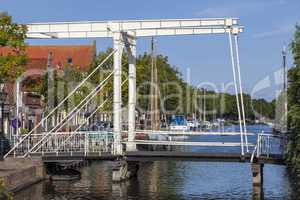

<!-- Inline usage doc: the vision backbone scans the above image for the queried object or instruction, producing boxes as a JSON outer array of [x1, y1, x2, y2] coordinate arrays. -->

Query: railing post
[[257, 134, 260, 157], [84, 132, 87, 156], [42, 142, 44, 156], [54, 133, 57, 154], [88, 132, 90, 155], [267, 135, 270, 158], [27, 136, 29, 154], [105, 132, 108, 152], [13, 135, 16, 157]]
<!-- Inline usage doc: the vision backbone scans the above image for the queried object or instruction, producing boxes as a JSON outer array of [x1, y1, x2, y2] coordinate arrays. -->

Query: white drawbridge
[[5, 18, 249, 158]]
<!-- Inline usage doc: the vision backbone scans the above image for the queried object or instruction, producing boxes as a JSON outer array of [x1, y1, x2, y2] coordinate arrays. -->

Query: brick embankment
[[0, 158, 45, 193]]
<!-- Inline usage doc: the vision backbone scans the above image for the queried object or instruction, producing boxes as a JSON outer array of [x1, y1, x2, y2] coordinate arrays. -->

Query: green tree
[[40, 65, 89, 109], [0, 12, 27, 83], [287, 25, 300, 173]]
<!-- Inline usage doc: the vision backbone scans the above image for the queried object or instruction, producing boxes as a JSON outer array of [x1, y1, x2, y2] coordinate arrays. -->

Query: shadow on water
[[11, 125, 299, 200]]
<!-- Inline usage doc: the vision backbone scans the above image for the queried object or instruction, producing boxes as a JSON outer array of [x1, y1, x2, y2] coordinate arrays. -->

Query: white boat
[[169, 115, 189, 131], [265, 122, 274, 127], [169, 115, 188, 140], [202, 121, 212, 130], [187, 120, 198, 131]]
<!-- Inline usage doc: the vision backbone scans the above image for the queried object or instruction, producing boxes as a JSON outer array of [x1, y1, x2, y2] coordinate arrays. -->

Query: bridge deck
[[24, 151, 285, 165], [133, 130, 256, 136], [28, 152, 118, 162], [126, 140, 254, 147], [124, 151, 285, 165]]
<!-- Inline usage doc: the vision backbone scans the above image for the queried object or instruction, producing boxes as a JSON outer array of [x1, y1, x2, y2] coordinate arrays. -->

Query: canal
[[13, 125, 299, 200]]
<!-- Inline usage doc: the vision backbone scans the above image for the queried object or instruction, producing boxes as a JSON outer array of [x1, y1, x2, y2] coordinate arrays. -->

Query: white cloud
[[194, 0, 287, 17], [253, 24, 294, 38]]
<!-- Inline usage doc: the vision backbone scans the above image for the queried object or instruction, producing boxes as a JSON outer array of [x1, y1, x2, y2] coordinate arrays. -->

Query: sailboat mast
[[150, 37, 154, 129], [199, 90, 202, 122], [213, 93, 216, 122], [283, 46, 287, 92], [282, 46, 288, 133], [203, 89, 206, 122], [150, 37, 160, 130]]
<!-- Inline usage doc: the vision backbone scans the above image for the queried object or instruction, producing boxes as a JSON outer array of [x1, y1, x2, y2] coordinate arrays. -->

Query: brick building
[[0, 43, 96, 137]]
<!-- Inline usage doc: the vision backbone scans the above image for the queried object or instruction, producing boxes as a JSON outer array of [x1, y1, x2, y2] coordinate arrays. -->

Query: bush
[[0, 179, 13, 200], [20, 128, 29, 135]]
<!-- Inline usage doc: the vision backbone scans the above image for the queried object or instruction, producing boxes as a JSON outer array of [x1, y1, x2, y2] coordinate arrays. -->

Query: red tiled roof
[[0, 44, 96, 70], [0, 44, 96, 106]]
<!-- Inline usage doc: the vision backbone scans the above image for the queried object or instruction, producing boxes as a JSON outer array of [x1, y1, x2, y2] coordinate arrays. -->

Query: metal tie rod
[[228, 32, 244, 156], [26, 70, 114, 156], [5, 49, 117, 158], [55, 78, 128, 153], [43, 68, 128, 153], [234, 34, 248, 152]]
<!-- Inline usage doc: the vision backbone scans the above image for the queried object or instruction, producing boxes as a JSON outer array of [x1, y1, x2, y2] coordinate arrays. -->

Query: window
[[67, 57, 72, 64]]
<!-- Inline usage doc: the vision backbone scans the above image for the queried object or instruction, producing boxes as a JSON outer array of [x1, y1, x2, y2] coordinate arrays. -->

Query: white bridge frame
[[11, 18, 248, 156]]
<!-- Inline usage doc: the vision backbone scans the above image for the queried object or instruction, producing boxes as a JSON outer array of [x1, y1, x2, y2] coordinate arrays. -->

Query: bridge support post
[[126, 35, 137, 151], [112, 160, 139, 182], [251, 163, 264, 199], [113, 33, 124, 155]]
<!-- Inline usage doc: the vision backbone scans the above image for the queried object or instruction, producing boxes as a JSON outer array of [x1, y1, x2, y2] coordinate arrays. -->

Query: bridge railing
[[9, 131, 114, 157], [251, 133, 286, 162]]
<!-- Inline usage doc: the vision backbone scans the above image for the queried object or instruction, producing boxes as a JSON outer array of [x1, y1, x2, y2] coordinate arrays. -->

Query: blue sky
[[1, 0, 299, 100]]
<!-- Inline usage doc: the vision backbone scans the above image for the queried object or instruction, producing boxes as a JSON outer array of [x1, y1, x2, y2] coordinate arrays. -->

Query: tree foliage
[[39, 64, 89, 113], [36, 48, 275, 122], [0, 12, 27, 82], [10, 39, 273, 133], [287, 25, 300, 173], [92, 50, 275, 120]]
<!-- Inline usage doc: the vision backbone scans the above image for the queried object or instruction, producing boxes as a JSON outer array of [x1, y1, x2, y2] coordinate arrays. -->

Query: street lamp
[[0, 83, 7, 135], [0, 83, 8, 160]]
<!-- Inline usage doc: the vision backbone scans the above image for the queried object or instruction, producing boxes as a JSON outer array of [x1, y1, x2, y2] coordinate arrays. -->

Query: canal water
[[13, 125, 300, 200]]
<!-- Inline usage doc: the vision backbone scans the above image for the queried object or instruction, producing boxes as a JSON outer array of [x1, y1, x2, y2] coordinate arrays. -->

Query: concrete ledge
[[10, 177, 43, 193], [0, 157, 45, 192]]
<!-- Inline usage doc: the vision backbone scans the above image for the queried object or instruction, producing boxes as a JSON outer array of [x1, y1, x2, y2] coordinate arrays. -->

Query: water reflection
[[12, 125, 297, 199], [13, 181, 43, 200], [13, 161, 296, 200]]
